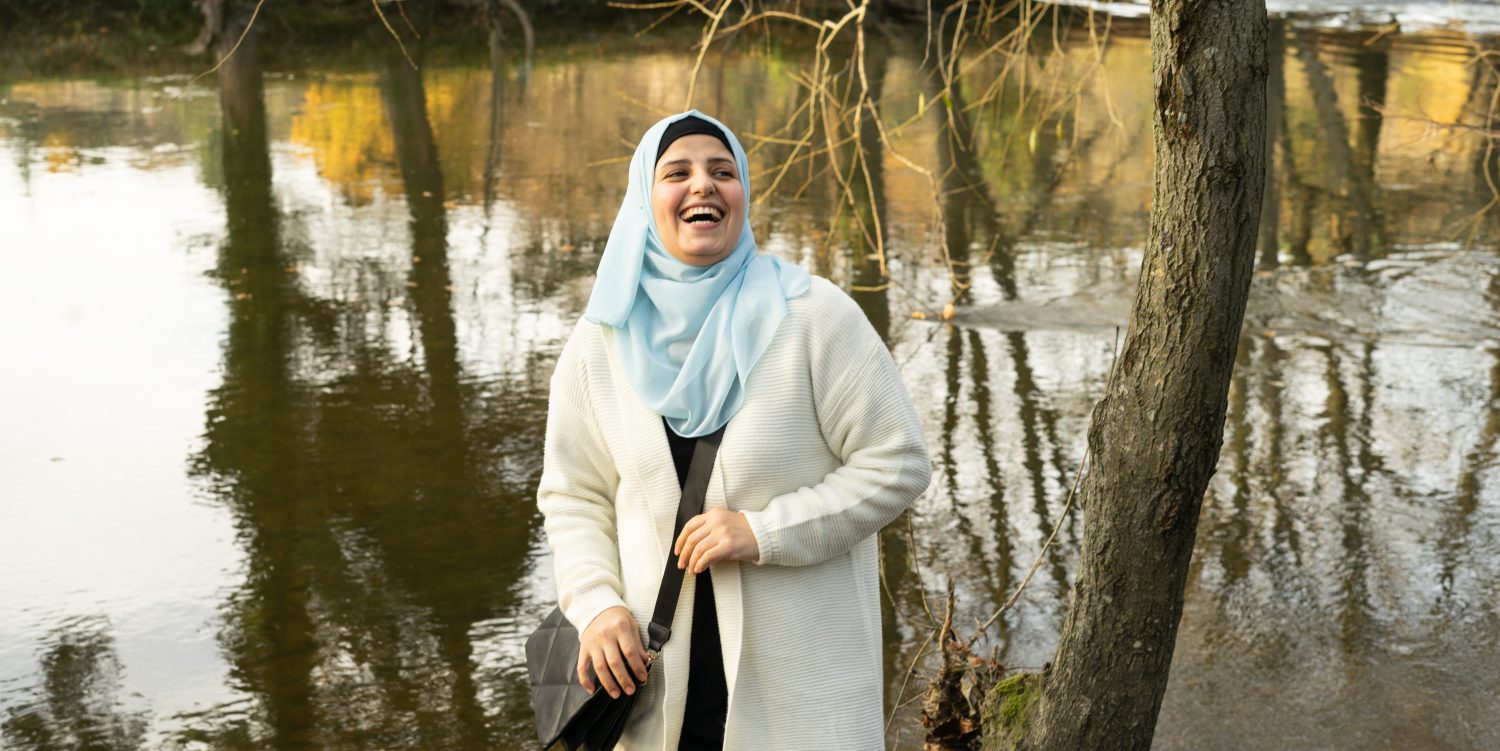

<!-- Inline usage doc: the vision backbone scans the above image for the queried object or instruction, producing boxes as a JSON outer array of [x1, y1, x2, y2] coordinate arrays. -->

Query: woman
[[537, 110, 931, 750]]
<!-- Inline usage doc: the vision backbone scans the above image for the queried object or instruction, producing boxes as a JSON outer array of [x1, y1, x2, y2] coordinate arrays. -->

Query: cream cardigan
[[537, 276, 931, 750]]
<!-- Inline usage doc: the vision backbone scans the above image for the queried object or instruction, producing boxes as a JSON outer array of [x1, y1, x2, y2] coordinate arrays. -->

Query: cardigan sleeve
[[537, 322, 628, 631], [740, 293, 932, 567]]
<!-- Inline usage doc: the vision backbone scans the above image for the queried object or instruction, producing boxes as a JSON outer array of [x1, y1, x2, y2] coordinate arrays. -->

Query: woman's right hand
[[577, 606, 649, 698]]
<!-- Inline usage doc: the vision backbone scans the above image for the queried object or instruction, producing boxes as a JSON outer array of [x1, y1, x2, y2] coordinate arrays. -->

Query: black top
[[663, 420, 728, 750]]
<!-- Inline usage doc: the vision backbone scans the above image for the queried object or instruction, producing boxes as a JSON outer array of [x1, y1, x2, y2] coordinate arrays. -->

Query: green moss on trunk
[[980, 672, 1041, 751]]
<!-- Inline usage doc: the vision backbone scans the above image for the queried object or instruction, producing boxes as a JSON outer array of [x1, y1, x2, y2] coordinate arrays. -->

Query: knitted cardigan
[[537, 276, 932, 750]]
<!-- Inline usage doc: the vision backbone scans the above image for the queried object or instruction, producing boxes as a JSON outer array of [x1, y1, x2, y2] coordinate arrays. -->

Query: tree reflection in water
[[1, 12, 1497, 750], [184, 9, 545, 748], [2, 617, 148, 751]]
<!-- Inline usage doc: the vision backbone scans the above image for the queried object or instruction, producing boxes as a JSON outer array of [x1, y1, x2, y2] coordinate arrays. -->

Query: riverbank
[[0, 1, 672, 79], [5, 0, 1491, 81]]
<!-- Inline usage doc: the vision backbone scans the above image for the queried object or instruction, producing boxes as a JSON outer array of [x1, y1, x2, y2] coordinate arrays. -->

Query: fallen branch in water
[[919, 583, 1005, 750]]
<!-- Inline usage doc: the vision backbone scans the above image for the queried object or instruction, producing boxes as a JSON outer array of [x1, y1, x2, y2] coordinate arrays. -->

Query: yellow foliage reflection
[[288, 78, 399, 205]]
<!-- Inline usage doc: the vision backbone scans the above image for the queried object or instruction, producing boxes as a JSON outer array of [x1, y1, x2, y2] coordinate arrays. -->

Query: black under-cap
[[655, 115, 734, 165]]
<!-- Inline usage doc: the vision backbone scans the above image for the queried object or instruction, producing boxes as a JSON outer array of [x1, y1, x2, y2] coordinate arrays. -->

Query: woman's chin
[[672, 244, 733, 266]]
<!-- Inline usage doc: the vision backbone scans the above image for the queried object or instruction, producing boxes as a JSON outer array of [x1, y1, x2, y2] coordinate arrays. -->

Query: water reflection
[[1, 13, 1498, 751], [2, 617, 148, 751], [1467, 40, 1500, 228], [180, 19, 547, 749], [196, 12, 320, 748]]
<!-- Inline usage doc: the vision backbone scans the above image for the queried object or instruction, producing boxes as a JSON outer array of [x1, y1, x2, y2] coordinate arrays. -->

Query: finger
[[603, 644, 635, 697], [620, 633, 649, 683], [674, 516, 705, 555], [594, 647, 623, 698], [577, 654, 595, 693], [677, 531, 702, 570], [691, 536, 724, 574], [676, 519, 711, 560], [686, 534, 707, 574], [677, 525, 713, 569]]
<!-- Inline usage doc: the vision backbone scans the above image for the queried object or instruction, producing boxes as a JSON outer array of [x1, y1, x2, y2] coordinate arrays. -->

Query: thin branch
[[373, 0, 419, 70], [184, 0, 268, 89], [609, 0, 714, 16], [395, 0, 421, 39], [852, 13, 887, 276], [885, 629, 934, 732], [715, 9, 825, 35], [968, 326, 1123, 647], [1366, 101, 1500, 139], [683, 0, 734, 109], [635, 2, 688, 38], [906, 513, 938, 626]]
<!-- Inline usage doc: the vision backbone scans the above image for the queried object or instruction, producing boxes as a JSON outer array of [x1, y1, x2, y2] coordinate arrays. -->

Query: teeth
[[680, 206, 723, 222]]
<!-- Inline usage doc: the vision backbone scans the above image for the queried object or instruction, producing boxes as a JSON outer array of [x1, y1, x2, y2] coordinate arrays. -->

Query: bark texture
[[1010, 1, 1268, 748]]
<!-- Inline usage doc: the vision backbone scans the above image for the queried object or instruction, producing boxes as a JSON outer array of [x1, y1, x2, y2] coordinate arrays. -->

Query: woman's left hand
[[674, 508, 761, 574]]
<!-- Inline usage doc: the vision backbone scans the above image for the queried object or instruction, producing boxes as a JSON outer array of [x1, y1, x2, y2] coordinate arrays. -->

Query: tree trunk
[[986, 1, 1268, 748]]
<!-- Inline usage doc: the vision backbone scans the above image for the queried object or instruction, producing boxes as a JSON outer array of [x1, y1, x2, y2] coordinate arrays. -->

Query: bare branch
[[683, 0, 733, 109], [184, 0, 268, 89], [969, 326, 1122, 646], [373, 0, 419, 70], [395, 0, 421, 39]]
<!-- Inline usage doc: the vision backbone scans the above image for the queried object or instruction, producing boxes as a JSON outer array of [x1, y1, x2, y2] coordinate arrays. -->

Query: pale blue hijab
[[585, 110, 810, 438]]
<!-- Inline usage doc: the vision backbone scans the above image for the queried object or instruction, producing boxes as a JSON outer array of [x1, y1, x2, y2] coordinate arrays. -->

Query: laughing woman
[[537, 111, 931, 750]]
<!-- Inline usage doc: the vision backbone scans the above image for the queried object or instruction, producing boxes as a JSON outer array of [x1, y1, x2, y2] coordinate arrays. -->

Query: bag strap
[[645, 424, 725, 654]]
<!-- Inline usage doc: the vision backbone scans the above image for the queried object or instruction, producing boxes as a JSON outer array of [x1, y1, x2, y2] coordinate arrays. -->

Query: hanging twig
[[373, 0, 419, 70], [184, 0, 268, 89], [968, 326, 1123, 647], [683, 0, 734, 109], [395, 0, 421, 39], [885, 629, 934, 732]]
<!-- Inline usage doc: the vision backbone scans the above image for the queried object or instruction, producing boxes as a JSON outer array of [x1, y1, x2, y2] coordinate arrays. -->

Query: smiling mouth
[[679, 206, 724, 226]]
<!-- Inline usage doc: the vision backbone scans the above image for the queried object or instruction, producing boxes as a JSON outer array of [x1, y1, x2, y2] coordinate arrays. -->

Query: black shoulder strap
[[645, 424, 725, 653]]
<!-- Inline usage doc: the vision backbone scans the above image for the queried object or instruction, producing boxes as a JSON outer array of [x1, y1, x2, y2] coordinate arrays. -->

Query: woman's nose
[[689, 171, 716, 195]]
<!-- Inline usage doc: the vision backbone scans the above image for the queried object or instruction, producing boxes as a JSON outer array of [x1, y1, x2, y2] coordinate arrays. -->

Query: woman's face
[[651, 134, 745, 267]]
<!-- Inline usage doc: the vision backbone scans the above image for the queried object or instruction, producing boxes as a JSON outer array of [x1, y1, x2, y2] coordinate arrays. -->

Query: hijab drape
[[584, 110, 810, 438]]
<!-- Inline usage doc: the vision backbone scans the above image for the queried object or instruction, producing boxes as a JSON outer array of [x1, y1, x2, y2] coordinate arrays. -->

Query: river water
[[1, 6, 1498, 749]]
